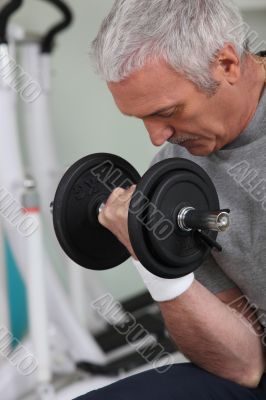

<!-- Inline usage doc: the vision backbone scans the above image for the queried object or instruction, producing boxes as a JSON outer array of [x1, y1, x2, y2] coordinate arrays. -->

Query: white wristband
[[132, 259, 194, 302]]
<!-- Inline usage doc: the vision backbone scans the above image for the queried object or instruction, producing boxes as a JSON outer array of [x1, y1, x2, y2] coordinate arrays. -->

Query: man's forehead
[[108, 83, 173, 117], [107, 60, 187, 116], [108, 60, 180, 92]]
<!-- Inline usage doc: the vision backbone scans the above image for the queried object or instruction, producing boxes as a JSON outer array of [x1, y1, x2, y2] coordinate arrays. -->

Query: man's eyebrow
[[127, 104, 182, 119]]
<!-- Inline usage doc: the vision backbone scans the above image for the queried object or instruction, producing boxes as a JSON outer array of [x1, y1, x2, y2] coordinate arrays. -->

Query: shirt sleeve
[[195, 253, 237, 294]]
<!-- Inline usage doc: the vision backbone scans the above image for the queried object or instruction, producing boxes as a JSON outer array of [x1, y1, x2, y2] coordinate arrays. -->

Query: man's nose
[[143, 119, 175, 146]]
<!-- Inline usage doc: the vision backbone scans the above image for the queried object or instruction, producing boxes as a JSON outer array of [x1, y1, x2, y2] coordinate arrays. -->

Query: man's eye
[[160, 111, 175, 118], [158, 107, 178, 118]]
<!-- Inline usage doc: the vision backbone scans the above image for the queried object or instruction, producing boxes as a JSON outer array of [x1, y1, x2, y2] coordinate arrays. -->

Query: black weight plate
[[128, 158, 219, 279], [53, 153, 141, 270]]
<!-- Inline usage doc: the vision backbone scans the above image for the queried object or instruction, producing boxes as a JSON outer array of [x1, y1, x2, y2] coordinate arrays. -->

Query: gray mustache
[[168, 135, 199, 145]]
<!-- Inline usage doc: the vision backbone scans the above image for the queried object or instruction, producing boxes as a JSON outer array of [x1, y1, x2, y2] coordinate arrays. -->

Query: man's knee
[[75, 385, 124, 400], [75, 391, 103, 399], [75, 364, 209, 400], [75, 363, 259, 400]]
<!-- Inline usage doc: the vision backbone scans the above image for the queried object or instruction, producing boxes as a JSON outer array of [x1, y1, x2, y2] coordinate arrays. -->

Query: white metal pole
[[22, 182, 53, 394], [0, 44, 24, 198], [19, 43, 58, 225], [67, 263, 88, 327]]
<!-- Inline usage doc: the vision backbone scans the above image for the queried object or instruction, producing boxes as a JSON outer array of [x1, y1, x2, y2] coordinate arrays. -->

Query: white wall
[[7, 1, 266, 299]]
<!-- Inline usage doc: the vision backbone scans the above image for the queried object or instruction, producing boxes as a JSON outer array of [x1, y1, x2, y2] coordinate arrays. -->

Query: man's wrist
[[132, 259, 195, 302]]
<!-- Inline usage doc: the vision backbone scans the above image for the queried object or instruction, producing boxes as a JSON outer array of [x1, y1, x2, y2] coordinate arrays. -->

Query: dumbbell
[[51, 153, 230, 279]]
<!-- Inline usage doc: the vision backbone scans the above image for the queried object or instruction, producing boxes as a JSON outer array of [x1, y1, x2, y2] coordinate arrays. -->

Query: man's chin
[[184, 144, 214, 157]]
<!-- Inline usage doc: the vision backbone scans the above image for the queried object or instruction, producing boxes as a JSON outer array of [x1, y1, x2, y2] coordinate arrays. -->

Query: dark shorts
[[75, 363, 266, 400]]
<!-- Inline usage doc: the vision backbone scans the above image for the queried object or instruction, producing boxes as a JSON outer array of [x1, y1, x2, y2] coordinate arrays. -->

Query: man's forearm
[[159, 280, 265, 387]]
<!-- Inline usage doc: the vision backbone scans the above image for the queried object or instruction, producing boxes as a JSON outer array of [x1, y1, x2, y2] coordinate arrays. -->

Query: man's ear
[[212, 43, 241, 85]]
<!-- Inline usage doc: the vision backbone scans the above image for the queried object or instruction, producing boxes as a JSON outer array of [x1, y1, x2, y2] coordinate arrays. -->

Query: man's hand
[[98, 185, 138, 259], [99, 184, 195, 302]]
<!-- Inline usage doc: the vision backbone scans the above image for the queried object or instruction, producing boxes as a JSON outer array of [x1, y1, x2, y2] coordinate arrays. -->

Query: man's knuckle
[[104, 207, 114, 220]]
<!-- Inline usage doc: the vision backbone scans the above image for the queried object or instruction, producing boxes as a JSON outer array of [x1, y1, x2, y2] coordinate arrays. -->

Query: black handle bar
[[41, 0, 73, 53], [0, 0, 23, 44]]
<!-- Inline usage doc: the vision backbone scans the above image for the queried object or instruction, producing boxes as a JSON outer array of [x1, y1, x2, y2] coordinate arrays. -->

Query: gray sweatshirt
[[151, 86, 266, 329]]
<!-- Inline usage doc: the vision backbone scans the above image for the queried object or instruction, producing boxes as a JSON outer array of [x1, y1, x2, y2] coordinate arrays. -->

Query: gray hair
[[90, 0, 249, 93]]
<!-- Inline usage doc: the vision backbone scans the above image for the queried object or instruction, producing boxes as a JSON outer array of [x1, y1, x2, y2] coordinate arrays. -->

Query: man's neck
[[239, 53, 266, 134]]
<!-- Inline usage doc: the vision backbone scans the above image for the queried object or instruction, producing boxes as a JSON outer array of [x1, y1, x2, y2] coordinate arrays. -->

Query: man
[[77, 0, 266, 398]]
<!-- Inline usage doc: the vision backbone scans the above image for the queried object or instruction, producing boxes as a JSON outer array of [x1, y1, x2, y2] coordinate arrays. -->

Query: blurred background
[[9, 0, 266, 300]]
